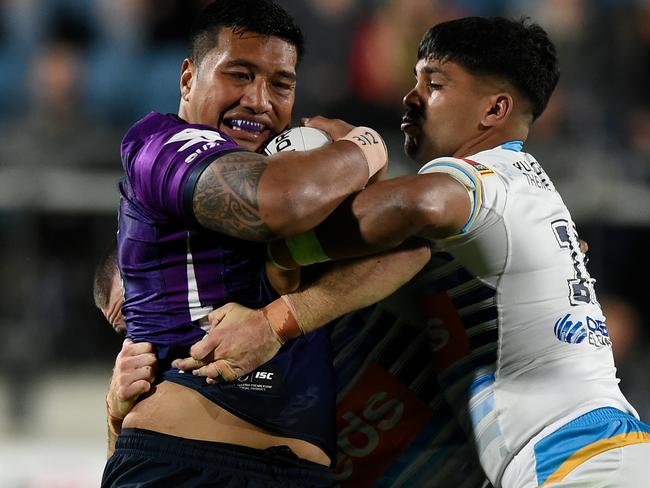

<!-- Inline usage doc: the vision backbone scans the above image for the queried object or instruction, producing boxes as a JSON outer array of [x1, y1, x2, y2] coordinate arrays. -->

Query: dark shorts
[[102, 428, 336, 488]]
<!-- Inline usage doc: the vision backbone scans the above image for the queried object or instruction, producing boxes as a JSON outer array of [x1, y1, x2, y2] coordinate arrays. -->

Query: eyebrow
[[415, 65, 451, 79], [224, 59, 297, 81]]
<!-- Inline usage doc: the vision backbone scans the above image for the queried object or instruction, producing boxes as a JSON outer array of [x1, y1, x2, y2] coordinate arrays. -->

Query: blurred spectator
[[344, 0, 495, 128], [0, 37, 120, 169], [281, 0, 365, 118], [87, 0, 206, 123], [348, 0, 448, 120], [146, 0, 209, 47], [512, 0, 606, 148], [0, 0, 41, 116], [602, 294, 650, 421], [623, 0, 650, 182]]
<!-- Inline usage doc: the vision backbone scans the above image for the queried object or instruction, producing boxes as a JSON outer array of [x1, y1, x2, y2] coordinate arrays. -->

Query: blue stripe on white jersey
[[415, 251, 505, 472], [330, 299, 490, 487], [500, 140, 524, 152]]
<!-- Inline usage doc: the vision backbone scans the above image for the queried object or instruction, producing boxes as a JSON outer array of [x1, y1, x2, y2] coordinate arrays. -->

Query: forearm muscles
[[193, 142, 373, 241], [287, 239, 431, 333], [280, 175, 430, 267], [257, 142, 370, 236], [316, 173, 471, 259]]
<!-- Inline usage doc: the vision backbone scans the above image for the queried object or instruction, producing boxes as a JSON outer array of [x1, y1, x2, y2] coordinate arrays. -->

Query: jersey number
[[551, 220, 594, 306]]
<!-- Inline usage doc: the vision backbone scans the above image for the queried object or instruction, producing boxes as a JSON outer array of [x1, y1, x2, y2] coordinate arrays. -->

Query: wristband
[[339, 126, 387, 178], [266, 242, 299, 271], [285, 230, 330, 267], [261, 295, 304, 344]]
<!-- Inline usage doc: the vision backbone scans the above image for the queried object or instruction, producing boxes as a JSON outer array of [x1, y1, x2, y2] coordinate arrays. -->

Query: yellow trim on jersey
[[461, 157, 495, 176], [540, 431, 650, 487]]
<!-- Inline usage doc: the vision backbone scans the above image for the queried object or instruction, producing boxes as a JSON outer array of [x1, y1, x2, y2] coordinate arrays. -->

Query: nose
[[403, 84, 420, 110], [241, 78, 272, 114]]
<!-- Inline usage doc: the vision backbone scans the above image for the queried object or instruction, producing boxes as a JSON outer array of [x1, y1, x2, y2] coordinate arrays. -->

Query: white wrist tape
[[339, 127, 387, 178]]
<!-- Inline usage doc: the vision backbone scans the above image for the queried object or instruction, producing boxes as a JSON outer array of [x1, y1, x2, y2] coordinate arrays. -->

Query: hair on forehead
[[188, 0, 304, 65], [418, 16, 559, 120]]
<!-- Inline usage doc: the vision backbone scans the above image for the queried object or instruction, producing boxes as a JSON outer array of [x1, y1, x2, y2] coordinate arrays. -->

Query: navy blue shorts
[[102, 428, 336, 487]]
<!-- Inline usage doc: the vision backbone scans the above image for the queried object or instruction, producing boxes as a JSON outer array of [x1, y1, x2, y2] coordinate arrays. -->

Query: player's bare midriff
[[122, 380, 330, 466]]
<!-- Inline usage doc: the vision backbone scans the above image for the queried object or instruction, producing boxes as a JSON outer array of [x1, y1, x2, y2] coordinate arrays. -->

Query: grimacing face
[[180, 28, 298, 152], [401, 58, 491, 164]]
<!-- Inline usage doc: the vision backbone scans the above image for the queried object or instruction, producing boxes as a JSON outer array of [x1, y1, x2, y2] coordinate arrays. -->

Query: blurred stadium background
[[0, 0, 648, 486]]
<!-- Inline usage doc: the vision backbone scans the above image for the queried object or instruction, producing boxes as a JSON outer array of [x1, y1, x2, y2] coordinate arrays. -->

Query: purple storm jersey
[[119, 112, 246, 347], [117, 112, 336, 458]]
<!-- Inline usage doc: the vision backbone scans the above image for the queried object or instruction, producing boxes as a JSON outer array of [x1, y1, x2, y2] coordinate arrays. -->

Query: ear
[[180, 58, 196, 102], [481, 93, 513, 128]]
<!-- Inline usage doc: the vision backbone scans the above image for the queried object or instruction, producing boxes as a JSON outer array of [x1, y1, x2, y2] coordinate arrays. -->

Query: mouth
[[221, 117, 271, 147], [401, 120, 419, 135], [400, 114, 420, 134]]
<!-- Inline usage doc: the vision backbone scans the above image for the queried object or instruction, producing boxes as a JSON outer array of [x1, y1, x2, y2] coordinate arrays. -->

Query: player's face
[[180, 28, 297, 152], [401, 58, 490, 164]]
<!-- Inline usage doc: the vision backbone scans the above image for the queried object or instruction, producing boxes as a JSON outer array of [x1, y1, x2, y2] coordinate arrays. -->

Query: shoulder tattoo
[[192, 151, 272, 241]]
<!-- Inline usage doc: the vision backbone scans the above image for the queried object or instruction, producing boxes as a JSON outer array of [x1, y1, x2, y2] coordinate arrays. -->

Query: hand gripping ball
[[263, 127, 332, 154]]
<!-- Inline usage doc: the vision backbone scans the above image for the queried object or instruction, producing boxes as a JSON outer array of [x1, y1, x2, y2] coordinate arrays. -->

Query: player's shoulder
[[122, 112, 185, 163], [418, 155, 496, 178], [121, 112, 243, 169], [122, 112, 233, 148], [123, 112, 177, 146], [470, 141, 527, 172]]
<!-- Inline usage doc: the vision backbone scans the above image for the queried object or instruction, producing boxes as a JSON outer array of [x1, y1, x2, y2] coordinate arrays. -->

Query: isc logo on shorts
[[236, 369, 280, 392], [254, 371, 274, 380]]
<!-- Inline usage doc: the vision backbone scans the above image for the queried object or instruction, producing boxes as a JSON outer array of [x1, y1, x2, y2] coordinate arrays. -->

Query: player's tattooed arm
[[193, 142, 374, 241], [193, 151, 273, 241]]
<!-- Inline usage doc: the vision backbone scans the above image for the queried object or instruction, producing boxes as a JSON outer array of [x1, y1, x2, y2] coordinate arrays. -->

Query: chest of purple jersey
[[117, 112, 271, 347]]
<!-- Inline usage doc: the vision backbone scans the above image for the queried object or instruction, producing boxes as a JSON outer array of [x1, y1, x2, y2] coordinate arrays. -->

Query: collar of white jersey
[[500, 140, 524, 152]]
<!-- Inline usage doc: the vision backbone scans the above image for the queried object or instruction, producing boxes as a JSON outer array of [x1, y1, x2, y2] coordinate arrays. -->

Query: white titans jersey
[[415, 141, 635, 486]]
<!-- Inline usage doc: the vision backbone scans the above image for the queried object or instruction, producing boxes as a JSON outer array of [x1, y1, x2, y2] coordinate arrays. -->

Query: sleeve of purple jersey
[[125, 121, 245, 223]]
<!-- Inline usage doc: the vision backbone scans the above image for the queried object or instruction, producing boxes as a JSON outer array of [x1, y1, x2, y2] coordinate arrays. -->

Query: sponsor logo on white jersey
[[554, 313, 611, 347]]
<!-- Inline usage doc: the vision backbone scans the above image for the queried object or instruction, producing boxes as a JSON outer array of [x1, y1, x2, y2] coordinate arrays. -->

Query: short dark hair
[[93, 237, 118, 310], [418, 17, 559, 120], [188, 0, 304, 65]]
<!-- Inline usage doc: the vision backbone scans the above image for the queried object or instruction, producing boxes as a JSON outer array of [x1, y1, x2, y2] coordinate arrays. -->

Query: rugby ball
[[263, 126, 331, 154]]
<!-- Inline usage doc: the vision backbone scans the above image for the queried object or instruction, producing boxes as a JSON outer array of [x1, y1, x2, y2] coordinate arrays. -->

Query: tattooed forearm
[[192, 151, 274, 241]]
